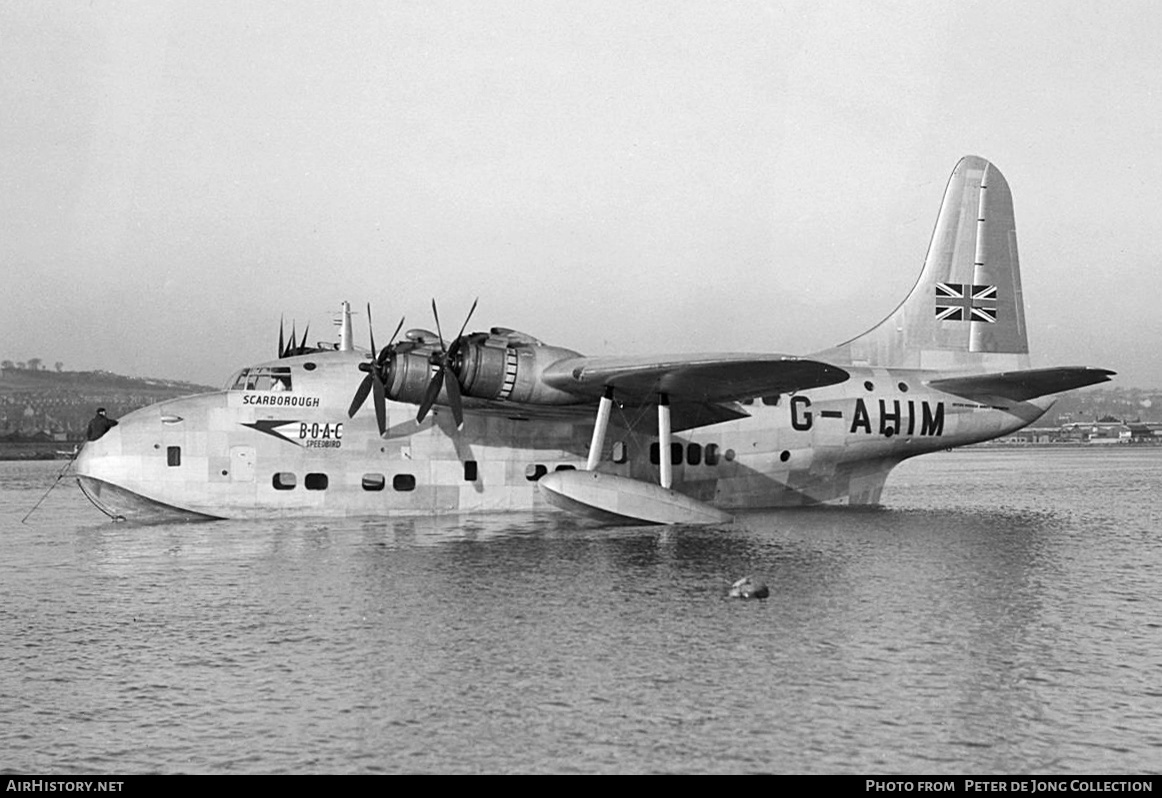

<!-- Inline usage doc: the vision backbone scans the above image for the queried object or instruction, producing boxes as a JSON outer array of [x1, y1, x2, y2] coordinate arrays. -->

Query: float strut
[[586, 386, 614, 471], [658, 392, 672, 489]]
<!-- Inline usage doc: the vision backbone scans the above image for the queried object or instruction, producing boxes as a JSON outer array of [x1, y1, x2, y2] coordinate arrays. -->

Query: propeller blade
[[416, 366, 443, 423], [415, 298, 478, 425], [348, 373, 373, 418], [351, 304, 398, 435], [430, 299, 445, 350], [288, 323, 297, 358], [278, 315, 286, 358], [372, 371, 387, 435], [454, 297, 479, 343], [366, 303, 377, 357], [444, 366, 464, 428], [385, 316, 406, 360], [298, 322, 309, 355]]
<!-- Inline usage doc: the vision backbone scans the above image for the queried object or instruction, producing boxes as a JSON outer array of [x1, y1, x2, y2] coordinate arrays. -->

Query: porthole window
[[303, 362, 317, 371], [864, 381, 875, 391], [705, 443, 720, 466], [525, 464, 547, 482], [393, 474, 416, 491], [362, 473, 385, 491], [898, 382, 909, 392], [305, 473, 328, 490], [724, 449, 736, 462], [687, 443, 703, 466], [651, 443, 684, 464], [612, 441, 627, 464], [780, 450, 791, 462], [273, 472, 296, 490], [166, 446, 181, 467]]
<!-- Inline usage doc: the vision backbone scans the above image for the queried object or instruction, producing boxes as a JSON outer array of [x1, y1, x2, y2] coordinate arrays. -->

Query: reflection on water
[[2, 449, 1161, 773]]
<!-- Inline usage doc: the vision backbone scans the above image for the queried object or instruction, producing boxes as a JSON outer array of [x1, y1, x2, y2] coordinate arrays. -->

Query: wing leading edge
[[543, 353, 851, 404], [448, 354, 846, 433]]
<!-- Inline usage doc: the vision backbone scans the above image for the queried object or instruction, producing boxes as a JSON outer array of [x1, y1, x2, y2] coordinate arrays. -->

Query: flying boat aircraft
[[74, 156, 1113, 525]]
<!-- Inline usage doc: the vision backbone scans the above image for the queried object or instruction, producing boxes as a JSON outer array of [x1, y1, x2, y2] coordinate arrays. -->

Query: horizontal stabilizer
[[928, 367, 1115, 402]]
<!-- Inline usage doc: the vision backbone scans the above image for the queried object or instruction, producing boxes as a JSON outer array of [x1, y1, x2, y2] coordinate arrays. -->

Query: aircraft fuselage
[[74, 350, 1051, 522]]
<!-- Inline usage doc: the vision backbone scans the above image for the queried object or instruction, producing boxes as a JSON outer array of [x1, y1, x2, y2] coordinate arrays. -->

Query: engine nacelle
[[383, 346, 442, 407], [378, 331, 584, 408], [455, 332, 583, 405]]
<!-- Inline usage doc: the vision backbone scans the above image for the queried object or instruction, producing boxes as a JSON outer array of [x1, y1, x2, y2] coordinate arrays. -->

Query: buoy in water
[[728, 576, 769, 599]]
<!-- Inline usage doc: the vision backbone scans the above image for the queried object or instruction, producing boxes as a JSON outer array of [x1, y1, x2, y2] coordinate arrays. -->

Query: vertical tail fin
[[817, 156, 1030, 373]]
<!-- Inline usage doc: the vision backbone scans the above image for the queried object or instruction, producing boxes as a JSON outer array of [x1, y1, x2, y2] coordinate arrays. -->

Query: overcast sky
[[3, 1, 1160, 388]]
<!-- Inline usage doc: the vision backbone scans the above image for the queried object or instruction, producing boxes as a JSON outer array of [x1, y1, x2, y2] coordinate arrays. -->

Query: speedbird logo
[[242, 420, 343, 449]]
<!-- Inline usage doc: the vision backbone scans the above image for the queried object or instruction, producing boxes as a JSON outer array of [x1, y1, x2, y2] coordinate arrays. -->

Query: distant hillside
[[1047, 385, 1162, 424], [1, 366, 216, 443]]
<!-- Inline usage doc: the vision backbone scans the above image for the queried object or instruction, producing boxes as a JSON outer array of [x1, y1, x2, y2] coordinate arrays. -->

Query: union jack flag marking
[[935, 283, 998, 323]]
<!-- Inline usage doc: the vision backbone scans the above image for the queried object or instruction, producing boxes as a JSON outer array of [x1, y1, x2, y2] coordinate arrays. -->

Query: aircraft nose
[[73, 423, 131, 520], [73, 423, 122, 480]]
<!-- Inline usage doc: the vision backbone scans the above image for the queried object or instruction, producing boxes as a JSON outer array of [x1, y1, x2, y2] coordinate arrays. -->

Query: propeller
[[278, 317, 312, 358], [416, 298, 477, 428], [348, 304, 405, 435]]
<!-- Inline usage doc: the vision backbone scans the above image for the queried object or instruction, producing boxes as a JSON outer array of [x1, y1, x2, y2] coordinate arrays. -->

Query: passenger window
[[650, 443, 684, 464], [761, 395, 781, 406], [687, 443, 702, 466], [166, 446, 181, 467], [705, 444, 720, 466], [305, 473, 328, 490], [393, 474, 416, 491], [273, 472, 296, 490], [362, 473, 385, 491], [464, 461, 478, 481], [612, 441, 627, 464], [554, 464, 576, 472], [525, 464, 547, 481]]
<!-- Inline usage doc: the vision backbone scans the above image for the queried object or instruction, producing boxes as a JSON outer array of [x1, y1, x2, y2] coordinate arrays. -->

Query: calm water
[[2, 448, 1160, 774]]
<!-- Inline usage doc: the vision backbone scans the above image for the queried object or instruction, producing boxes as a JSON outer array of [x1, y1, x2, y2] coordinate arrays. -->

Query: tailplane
[[817, 156, 1029, 373]]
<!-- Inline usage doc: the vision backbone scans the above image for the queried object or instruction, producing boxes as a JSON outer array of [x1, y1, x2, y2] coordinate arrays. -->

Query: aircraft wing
[[443, 353, 846, 433], [543, 353, 850, 404], [927, 366, 1115, 402]]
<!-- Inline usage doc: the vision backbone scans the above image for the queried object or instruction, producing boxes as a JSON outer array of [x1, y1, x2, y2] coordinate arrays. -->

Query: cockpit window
[[230, 366, 293, 392]]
